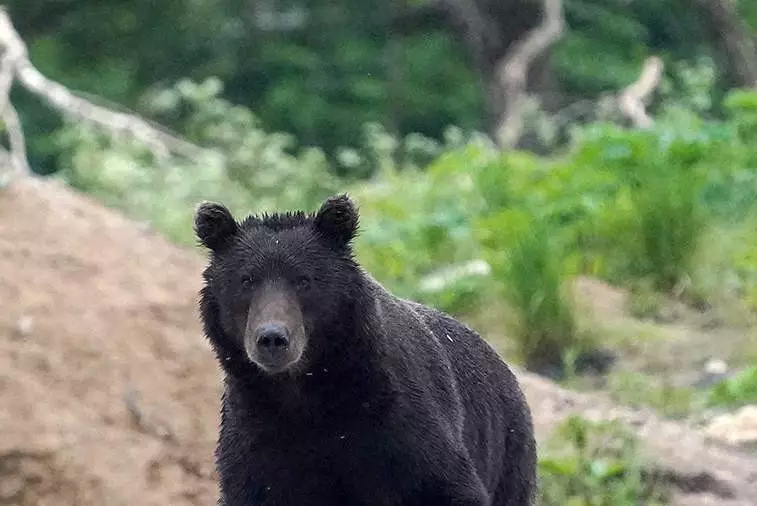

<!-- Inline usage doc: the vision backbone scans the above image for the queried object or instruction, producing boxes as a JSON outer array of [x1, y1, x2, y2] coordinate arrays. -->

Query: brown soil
[[1, 176, 755, 505]]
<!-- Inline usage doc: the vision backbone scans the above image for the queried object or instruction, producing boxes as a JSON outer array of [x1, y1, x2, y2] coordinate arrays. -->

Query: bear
[[195, 194, 537, 506]]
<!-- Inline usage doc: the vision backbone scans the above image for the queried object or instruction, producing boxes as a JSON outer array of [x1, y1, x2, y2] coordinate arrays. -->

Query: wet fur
[[196, 196, 537, 505]]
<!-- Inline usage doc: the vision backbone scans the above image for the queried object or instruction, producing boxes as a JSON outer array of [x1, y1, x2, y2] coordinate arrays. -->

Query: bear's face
[[195, 195, 360, 375]]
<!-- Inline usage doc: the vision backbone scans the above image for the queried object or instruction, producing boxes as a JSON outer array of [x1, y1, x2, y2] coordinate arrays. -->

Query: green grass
[[605, 371, 700, 419], [538, 416, 669, 506], [494, 218, 582, 373], [708, 365, 757, 408], [627, 166, 707, 294]]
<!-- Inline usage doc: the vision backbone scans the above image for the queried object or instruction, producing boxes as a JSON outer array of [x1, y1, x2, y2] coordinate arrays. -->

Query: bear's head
[[195, 195, 361, 376]]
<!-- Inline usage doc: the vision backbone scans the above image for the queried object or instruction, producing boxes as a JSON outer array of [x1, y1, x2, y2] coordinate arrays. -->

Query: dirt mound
[[1, 176, 756, 505], [0, 177, 219, 505]]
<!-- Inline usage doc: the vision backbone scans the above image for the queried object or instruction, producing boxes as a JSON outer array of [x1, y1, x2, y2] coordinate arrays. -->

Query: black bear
[[195, 194, 537, 506]]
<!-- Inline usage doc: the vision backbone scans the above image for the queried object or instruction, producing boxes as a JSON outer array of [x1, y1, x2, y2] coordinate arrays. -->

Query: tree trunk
[[696, 0, 757, 88]]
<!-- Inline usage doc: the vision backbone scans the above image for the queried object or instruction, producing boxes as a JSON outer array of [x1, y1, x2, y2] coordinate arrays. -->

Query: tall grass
[[628, 167, 706, 293], [497, 218, 579, 373]]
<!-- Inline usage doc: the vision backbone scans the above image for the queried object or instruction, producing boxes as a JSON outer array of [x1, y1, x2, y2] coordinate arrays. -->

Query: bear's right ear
[[194, 202, 238, 251]]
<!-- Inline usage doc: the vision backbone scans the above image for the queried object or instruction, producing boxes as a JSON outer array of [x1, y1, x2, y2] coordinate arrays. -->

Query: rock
[[704, 405, 757, 447], [14, 315, 33, 337], [704, 359, 728, 376]]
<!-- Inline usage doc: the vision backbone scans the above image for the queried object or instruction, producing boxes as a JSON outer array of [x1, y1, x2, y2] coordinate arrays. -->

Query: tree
[[696, 0, 757, 89]]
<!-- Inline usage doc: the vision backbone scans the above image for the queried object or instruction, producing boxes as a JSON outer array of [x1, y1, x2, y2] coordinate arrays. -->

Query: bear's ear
[[194, 202, 238, 251], [313, 194, 359, 250]]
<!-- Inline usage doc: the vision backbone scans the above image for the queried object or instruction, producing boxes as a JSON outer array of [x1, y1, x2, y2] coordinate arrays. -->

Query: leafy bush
[[57, 78, 341, 245], [350, 140, 496, 314], [538, 416, 668, 506], [559, 120, 711, 292]]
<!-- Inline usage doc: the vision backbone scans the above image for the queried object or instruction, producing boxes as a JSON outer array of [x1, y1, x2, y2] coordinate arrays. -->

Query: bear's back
[[398, 299, 536, 496]]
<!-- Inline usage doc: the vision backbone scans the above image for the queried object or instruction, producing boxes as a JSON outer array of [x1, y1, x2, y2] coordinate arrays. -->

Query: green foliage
[[724, 89, 757, 143], [538, 416, 668, 506], [9, 0, 246, 174], [147, 78, 338, 208], [57, 78, 340, 246], [557, 0, 710, 98], [627, 281, 666, 320], [9, 0, 483, 174], [350, 138, 496, 314], [54, 78, 757, 378], [478, 212, 580, 372], [708, 365, 757, 408], [10, 0, 757, 176], [627, 165, 706, 292], [689, 217, 757, 315]]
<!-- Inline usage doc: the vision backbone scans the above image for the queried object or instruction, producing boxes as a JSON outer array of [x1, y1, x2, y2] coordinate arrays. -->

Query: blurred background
[[1, 0, 757, 504]]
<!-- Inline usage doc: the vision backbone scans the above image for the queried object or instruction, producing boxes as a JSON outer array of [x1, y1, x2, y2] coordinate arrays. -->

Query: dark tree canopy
[[5, 0, 756, 174]]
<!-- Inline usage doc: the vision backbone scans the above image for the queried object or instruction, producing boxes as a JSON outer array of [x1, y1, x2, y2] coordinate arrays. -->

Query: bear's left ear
[[194, 201, 239, 251], [313, 194, 359, 250]]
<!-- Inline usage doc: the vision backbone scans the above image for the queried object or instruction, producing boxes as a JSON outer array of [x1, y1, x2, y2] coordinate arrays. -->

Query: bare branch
[[3, 102, 30, 175], [618, 56, 664, 129], [0, 46, 28, 176], [0, 6, 210, 181], [495, 0, 565, 149]]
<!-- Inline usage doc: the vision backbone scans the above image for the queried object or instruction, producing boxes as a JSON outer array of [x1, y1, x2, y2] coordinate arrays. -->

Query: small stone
[[704, 359, 728, 376], [15, 315, 33, 337], [704, 405, 757, 447]]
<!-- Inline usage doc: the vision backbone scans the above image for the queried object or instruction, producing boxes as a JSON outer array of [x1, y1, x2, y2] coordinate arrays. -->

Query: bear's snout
[[245, 320, 303, 373], [255, 322, 291, 353], [244, 284, 306, 374]]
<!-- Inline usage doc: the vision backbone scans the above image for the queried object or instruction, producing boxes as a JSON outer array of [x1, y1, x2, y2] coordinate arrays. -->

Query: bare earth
[[1, 176, 755, 505]]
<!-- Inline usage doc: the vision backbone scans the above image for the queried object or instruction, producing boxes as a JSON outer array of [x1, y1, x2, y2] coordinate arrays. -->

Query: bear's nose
[[255, 324, 290, 352]]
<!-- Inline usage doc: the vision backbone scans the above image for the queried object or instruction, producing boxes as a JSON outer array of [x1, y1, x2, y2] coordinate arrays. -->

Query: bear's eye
[[240, 274, 255, 289], [295, 275, 312, 292]]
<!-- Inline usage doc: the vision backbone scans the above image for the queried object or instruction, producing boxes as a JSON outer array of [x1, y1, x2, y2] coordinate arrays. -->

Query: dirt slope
[[0, 177, 220, 505], [1, 176, 755, 505]]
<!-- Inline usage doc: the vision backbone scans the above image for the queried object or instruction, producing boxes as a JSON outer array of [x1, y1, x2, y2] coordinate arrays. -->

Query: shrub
[[350, 141, 496, 314], [57, 78, 341, 246]]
